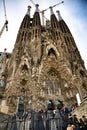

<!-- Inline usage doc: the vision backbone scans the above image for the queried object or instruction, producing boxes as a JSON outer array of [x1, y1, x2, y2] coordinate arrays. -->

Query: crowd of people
[[46, 100, 87, 130], [16, 99, 87, 130], [66, 114, 87, 130]]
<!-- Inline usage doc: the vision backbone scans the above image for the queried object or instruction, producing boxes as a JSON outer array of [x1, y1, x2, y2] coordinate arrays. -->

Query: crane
[[40, 1, 64, 25], [30, 0, 35, 6], [0, 0, 8, 37], [30, 0, 64, 25], [0, 20, 8, 37]]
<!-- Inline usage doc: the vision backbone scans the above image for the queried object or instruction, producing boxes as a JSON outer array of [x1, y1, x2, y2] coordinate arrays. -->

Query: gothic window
[[46, 80, 53, 90], [64, 37, 67, 45], [33, 30, 34, 35], [53, 80, 61, 95], [47, 68, 57, 77], [53, 81, 58, 92], [20, 79, 27, 85], [38, 30, 40, 36], [27, 22, 29, 28], [36, 20, 37, 26], [56, 31, 59, 40], [35, 34, 37, 39], [23, 21, 26, 28], [48, 48, 56, 58], [46, 80, 53, 95], [82, 83, 86, 89], [53, 20, 56, 28], [62, 22, 67, 33], [67, 37, 70, 45], [48, 87, 52, 95], [75, 65, 78, 70], [59, 32, 61, 40], [35, 29, 37, 34], [27, 32, 29, 39], [21, 64, 28, 73], [80, 70, 85, 77], [64, 25, 67, 33], [56, 31, 58, 36], [69, 37, 74, 49], [21, 31, 24, 41], [48, 70, 56, 76], [22, 31, 24, 37], [24, 32, 27, 41]]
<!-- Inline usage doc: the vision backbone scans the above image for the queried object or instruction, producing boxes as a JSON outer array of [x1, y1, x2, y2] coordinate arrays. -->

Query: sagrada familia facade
[[0, 4, 87, 114]]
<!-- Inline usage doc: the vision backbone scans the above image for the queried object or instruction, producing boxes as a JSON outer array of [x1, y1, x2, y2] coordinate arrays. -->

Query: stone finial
[[4, 48, 7, 52], [35, 4, 39, 12], [26, 5, 31, 16], [49, 6, 54, 15], [56, 10, 62, 21]]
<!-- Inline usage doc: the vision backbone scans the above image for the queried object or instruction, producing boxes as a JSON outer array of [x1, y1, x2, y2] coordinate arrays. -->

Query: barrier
[[3, 109, 63, 130]]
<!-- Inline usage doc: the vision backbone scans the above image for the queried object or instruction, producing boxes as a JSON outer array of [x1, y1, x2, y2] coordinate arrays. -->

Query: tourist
[[67, 124, 73, 130]]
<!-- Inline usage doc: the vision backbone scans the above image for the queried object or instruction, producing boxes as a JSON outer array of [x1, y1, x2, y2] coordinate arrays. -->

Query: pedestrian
[[72, 124, 76, 130], [67, 124, 73, 130], [54, 108, 63, 130]]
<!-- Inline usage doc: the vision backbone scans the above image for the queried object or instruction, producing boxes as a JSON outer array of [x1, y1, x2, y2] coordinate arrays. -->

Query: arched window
[[47, 68, 58, 77], [20, 79, 27, 85], [48, 48, 56, 57], [45, 80, 53, 95], [21, 64, 28, 73], [53, 80, 61, 95], [80, 70, 85, 77]]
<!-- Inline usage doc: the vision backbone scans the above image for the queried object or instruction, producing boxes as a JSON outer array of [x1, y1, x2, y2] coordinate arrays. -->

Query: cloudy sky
[[0, 0, 87, 68]]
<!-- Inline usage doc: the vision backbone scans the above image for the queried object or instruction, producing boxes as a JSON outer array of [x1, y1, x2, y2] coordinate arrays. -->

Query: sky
[[0, 0, 87, 68]]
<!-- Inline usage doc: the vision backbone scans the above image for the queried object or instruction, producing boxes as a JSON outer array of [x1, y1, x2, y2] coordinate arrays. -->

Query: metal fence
[[3, 109, 63, 130]]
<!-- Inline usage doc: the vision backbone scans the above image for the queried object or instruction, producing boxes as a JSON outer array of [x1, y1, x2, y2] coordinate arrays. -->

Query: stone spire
[[57, 10, 85, 72], [7, 6, 32, 78], [56, 10, 62, 21], [26, 5, 31, 16], [57, 10, 70, 33], [15, 6, 31, 44], [35, 4, 39, 12], [50, 7, 60, 43], [49, 6, 54, 15], [29, 3, 42, 66]]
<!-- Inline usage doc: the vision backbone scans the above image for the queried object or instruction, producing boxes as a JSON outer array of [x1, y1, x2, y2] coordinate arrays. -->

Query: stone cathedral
[[0, 4, 87, 114]]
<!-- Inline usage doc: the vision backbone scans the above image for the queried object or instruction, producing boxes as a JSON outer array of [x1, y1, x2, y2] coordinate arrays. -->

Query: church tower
[[4, 4, 87, 113], [30, 4, 42, 66]]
